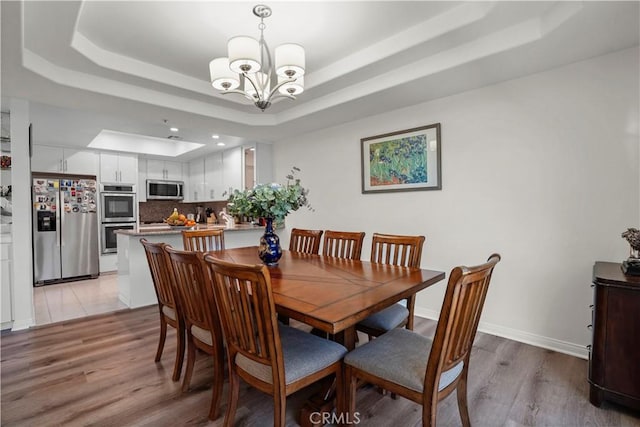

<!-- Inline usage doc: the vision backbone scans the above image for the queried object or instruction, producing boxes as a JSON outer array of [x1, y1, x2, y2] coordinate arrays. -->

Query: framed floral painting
[[361, 123, 441, 193]]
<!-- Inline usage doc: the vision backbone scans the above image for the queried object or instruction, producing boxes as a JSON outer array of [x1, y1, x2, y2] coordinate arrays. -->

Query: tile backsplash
[[139, 200, 228, 223]]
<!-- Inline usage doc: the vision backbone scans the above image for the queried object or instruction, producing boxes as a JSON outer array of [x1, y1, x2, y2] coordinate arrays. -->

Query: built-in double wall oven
[[100, 183, 136, 254]]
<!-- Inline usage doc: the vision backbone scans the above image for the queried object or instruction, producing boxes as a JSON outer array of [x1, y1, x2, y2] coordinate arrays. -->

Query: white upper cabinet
[[137, 159, 147, 202], [100, 152, 138, 184], [223, 147, 243, 195], [204, 152, 223, 201], [31, 145, 99, 176], [146, 159, 183, 181], [187, 157, 205, 202], [185, 145, 271, 202]]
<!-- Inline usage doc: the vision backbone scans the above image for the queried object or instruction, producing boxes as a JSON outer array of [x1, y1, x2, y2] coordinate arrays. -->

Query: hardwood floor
[[1, 306, 638, 427]]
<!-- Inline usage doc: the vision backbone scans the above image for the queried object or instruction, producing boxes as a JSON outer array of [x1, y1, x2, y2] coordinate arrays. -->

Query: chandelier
[[209, 4, 305, 111]]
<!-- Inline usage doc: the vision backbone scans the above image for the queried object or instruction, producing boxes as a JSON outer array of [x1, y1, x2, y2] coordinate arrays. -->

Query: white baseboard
[[414, 307, 589, 360], [10, 317, 34, 331], [1, 321, 13, 331]]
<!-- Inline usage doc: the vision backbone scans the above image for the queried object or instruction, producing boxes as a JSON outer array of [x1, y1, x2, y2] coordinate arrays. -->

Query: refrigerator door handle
[[57, 191, 62, 248]]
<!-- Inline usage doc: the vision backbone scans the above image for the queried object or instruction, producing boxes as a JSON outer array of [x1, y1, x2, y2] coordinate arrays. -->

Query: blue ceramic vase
[[258, 218, 282, 266]]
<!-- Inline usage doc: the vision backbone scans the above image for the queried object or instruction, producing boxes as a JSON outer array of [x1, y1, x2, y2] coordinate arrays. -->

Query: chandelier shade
[[275, 44, 305, 78], [228, 36, 262, 73], [209, 58, 240, 90], [278, 75, 304, 95], [208, 4, 305, 111], [245, 72, 271, 98]]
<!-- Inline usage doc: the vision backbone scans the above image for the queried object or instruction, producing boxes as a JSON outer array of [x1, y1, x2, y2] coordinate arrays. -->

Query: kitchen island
[[115, 223, 270, 308]]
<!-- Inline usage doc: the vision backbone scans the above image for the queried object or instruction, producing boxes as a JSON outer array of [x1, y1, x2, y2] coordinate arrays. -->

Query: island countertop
[[115, 222, 281, 309], [115, 223, 269, 236]]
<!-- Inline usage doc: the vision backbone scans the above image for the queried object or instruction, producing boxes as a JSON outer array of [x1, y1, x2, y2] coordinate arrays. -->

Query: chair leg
[[208, 351, 224, 420], [345, 365, 358, 417], [456, 373, 471, 427], [422, 400, 438, 427], [224, 370, 240, 427], [334, 369, 344, 422], [181, 337, 196, 392], [273, 388, 287, 427], [155, 315, 167, 362], [172, 323, 185, 381]]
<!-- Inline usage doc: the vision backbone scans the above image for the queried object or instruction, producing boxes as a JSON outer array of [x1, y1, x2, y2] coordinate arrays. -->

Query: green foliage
[[226, 167, 311, 221], [369, 135, 428, 185]]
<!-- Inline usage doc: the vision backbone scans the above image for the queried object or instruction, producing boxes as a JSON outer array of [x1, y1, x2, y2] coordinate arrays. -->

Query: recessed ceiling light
[[216, 142, 226, 147], [170, 127, 179, 132], [212, 134, 220, 139], [250, 148, 256, 151]]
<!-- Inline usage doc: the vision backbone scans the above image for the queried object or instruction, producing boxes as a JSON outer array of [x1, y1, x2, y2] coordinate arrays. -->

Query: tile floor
[[33, 273, 128, 326]]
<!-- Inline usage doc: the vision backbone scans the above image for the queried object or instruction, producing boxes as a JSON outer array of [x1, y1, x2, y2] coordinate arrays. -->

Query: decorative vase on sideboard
[[258, 218, 282, 266]]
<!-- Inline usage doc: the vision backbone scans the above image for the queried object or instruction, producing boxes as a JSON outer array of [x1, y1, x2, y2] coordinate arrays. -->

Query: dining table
[[207, 246, 446, 351], [207, 246, 446, 426]]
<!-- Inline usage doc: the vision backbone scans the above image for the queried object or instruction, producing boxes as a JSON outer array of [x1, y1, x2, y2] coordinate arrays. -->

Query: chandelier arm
[[220, 89, 256, 102], [268, 93, 297, 103], [243, 73, 263, 100], [265, 78, 297, 102]]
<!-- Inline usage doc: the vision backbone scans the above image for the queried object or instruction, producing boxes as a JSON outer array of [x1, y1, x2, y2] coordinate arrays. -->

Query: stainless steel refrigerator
[[32, 174, 99, 285]]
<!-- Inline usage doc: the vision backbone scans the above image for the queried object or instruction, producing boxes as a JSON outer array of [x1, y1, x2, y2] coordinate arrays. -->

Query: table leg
[[335, 326, 357, 351]]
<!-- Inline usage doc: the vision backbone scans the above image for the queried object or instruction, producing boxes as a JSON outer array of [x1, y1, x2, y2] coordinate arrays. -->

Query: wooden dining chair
[[322, 230, 365, 260], [344, 254, 501, 427], [289, 228, 324, 255], [165, 246, 225, 421], [357, 233, 426, 338], [202, 255, 347, 427], [140, 238, 185, 383], [182, 228, 225, 252]]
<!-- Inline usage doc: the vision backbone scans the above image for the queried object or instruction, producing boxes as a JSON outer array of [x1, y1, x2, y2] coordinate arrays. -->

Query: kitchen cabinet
[[187, 157, 205, 202], [187, 145, 269, 202], [138, 159, 184, 202], [203, 147, 242, 201], [32, 145, 99, 176], [146, 159, 183, 181], [223, 147, 243, 195], [137, 160, 147, 202], [204, 152, 223, 201], [589, 262, 640, 411], [1, 233, 13, 329], [100, 152, 138, 184]]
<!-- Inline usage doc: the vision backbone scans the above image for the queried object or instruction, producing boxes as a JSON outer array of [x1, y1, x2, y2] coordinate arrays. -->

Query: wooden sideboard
[[589, 262, 640, 411]]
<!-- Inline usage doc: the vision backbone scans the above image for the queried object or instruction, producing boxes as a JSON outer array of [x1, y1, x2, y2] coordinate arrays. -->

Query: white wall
[[274, 47, 639, 358], [9, 99, 35, 330]]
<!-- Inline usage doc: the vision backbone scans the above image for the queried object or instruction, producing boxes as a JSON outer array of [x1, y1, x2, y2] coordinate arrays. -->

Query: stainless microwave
[[146, 180, 184, 200]]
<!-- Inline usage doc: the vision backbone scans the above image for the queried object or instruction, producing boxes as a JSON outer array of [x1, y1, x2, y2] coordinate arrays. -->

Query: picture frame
[[361, 123, 441, 194]]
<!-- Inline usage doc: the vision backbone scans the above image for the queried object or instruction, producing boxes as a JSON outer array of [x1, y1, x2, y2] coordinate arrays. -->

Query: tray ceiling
[[1, 1, 638, 159]]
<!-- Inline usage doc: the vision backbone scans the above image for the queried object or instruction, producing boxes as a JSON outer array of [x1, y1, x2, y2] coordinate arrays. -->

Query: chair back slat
[[425, 254, 501, 392], [203, 255, 284, 384], [289, 228, 323, 255], [140, 239, 177, 309], [182, 229, 225, 252], [370, 233, 425, 268], [323, 230, 365, 260], [165, 248, 222, 346]]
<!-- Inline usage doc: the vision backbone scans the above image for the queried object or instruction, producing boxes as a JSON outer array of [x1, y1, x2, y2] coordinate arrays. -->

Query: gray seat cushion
[[344, 328, 463, 393], [357, 303, 409, 331], [236, 325, 347, 385], [161, 305, 176, 321], [191, 324, 213, 346]]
